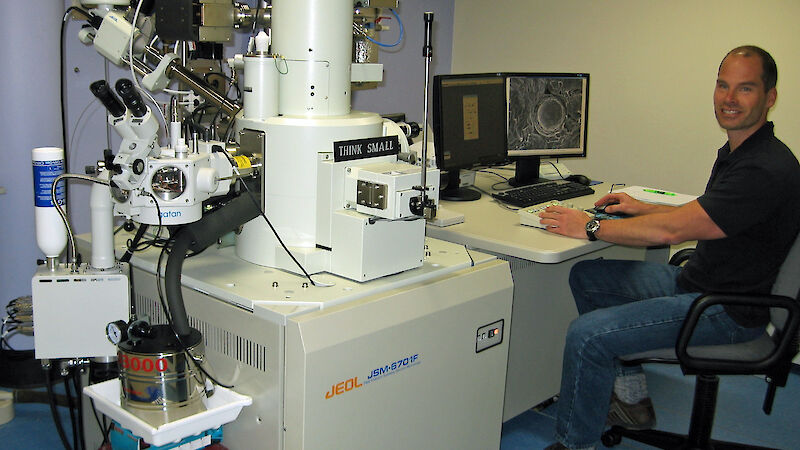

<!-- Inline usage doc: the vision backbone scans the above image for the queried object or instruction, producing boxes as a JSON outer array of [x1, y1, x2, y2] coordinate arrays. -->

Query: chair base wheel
[[601, 429, 622, 447]]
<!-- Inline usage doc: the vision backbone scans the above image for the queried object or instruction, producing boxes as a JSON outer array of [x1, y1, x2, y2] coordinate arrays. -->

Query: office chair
[[601, 237, 800, 450]]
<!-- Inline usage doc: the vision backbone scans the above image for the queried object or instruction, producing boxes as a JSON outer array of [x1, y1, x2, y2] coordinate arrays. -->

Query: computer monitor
[[432, 73, 508, 201], [505, 73, 590, 186]]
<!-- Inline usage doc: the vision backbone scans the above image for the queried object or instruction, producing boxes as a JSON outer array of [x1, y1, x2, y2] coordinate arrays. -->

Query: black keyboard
[[492, 180, 595, 208]]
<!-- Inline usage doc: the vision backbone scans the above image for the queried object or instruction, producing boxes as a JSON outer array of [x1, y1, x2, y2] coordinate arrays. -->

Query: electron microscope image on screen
[[507, 76, 586, 152]]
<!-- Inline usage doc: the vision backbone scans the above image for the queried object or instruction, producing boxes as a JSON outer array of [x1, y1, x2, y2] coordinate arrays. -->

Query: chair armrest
[[668, 248, 695, 266], [676, 293, 800, 375]]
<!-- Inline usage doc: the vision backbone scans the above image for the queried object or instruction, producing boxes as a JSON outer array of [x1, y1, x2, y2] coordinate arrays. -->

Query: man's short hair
[[721, 45, 778, 92]]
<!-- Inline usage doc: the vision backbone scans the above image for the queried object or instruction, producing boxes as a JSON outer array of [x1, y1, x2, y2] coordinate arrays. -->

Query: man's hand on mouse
[[594, 193, 647, 215]]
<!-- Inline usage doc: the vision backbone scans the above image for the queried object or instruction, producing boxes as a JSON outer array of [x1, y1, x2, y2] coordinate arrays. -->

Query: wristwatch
[[585, 219, 601, 241]]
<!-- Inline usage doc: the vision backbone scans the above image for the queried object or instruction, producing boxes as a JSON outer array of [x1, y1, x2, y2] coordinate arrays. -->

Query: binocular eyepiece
[[115, 79, 148, 118], [89, 80, 125, 118], [90, 79, 149, 118]]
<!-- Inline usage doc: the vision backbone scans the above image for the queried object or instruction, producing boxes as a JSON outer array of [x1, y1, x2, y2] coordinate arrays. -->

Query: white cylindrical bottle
[[32, 147, 68, 268], [90, 170, 115, 270]]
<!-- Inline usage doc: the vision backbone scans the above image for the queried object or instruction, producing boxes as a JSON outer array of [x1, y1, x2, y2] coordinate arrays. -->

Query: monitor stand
[[508, 156, 546, 187], [439, 170, 481, 201]]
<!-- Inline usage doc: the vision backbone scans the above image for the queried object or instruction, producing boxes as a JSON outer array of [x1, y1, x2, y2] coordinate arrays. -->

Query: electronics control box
[[32, 264, 130, 359]]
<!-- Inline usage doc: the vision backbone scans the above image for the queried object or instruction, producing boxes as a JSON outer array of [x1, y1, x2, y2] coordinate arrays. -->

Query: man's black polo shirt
[[678, 122, 800, 327]]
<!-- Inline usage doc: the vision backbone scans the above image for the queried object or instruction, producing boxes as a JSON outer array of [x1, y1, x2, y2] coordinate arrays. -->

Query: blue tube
[[364, 9, 404, 48]]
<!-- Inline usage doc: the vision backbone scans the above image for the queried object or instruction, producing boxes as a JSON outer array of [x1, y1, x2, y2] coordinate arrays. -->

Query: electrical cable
[[103, 59, 114, 150], [1, 321, 19, 351], [163, 88, 192, 95], [491, 180, 511, 191], [188, 103, 217, 134], [121, 223, 150, 263], [273, 56, 289, 75], [86, 362, 112, 445], [1, 296, 31, 351], [478, 169, 510, 183], [494, 165, 516, 172], [45, 364, 73, 450], [51, 174, 111, 271], [609, 183, 626, 193], [155, 243, 176, 325], [63, 6, 91, 21], [144, 192, 165, 244], [89, 398, 110, 446], [541, 160, 569, 180], [212, 119, 326, 286], [463, 245, 476, 267], [50, 173, 166, 269], [67, 98, 101, 173], [63, 374, 78, 450], [180, 74, 239, 139], [251, 1, 263, 37], [240, 181, 332, 286], [214, 139, 331, 287], [494, 201, 520, 212], [60, 7, 86, 219], [209, 108, 224, 135], [204, 72, 242, 100], [72, 369, 86, 450], [200, 74, 241, 136]]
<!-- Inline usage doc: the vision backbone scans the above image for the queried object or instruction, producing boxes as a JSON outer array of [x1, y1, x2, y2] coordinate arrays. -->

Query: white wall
[[353, 0, 454, 124], [452, 0, 800, 194], [0, 1, 65, 348]]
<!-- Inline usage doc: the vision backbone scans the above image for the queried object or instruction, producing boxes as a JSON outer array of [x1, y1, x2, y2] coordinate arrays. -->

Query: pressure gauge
[[106, 320, 129, 345]]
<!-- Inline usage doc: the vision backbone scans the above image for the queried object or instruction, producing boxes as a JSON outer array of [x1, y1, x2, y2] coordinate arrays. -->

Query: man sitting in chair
[[539, 45, 800, 450]]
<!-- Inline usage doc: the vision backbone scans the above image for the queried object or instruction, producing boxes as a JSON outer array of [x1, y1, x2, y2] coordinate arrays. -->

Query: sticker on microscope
[[332, 135, 400, 162], [364, 353, 421, 384], [323, 353, 422, 400]]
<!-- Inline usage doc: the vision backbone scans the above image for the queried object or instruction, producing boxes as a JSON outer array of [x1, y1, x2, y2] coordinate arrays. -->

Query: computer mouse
[[566, 174, 592, 186], [593, 201, 619, 213]]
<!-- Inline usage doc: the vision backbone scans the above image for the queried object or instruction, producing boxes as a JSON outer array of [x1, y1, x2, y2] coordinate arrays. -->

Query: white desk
[[426, 171, 668, 421]]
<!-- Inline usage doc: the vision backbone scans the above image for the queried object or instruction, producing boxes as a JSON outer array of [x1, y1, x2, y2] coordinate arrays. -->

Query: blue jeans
[[554, 259, 766, 449]]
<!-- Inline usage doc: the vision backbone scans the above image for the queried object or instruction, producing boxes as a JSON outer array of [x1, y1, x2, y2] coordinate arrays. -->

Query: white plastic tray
[[83, 379, 252, 447]]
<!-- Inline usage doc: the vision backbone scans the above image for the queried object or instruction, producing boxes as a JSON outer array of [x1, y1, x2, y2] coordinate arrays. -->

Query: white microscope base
[[94, 234, 513, 450]]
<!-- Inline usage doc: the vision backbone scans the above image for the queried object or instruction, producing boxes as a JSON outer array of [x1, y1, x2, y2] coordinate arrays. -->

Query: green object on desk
[[642, 188, 676, 196]]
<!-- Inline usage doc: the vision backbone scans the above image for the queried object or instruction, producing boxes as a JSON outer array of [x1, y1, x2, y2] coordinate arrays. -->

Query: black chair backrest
[[769, 231, 800, 333]]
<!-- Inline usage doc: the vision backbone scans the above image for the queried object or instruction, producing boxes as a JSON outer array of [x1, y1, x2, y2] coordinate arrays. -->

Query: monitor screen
[[504, 73, 589, 186], [506, 73, 589, 158], [432, 73, 508, 200]]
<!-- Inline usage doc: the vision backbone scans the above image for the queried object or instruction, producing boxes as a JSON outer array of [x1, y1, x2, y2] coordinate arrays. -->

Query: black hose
[[164, 195, 261, 337], [45, 366, 73, 450], [165, 231, 194, 337]]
